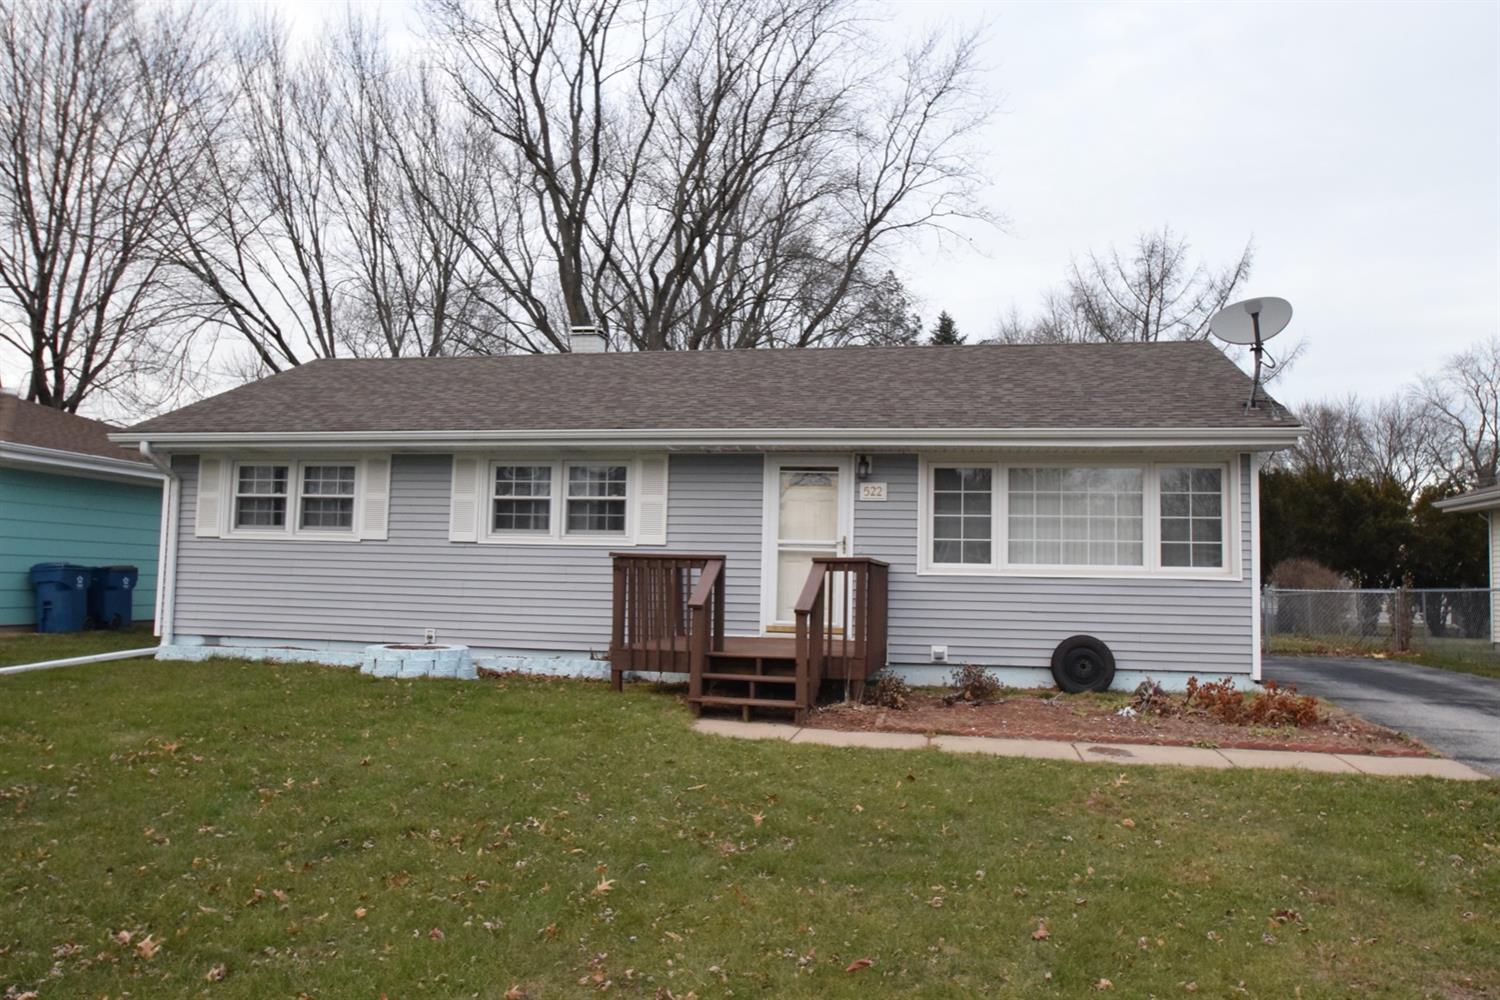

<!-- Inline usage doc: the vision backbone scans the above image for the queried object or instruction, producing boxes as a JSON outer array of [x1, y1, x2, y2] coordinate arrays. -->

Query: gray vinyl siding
[[171, 449, 1256, 674], [853, 454, 1255, 674], [171, 453, 762, 650]]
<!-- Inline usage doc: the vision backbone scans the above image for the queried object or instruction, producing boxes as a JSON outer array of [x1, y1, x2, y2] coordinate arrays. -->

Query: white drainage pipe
[[0, 647, 159, 677]]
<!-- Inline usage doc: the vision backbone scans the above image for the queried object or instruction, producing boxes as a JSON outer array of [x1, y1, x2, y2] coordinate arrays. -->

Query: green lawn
[[1, 660, 1497, 998], [1267, 634, 1500, 681], [0, 623, 157, 668]]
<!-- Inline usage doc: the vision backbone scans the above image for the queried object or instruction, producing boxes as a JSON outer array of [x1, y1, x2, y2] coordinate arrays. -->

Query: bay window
[[923, 459, 1235, 575]]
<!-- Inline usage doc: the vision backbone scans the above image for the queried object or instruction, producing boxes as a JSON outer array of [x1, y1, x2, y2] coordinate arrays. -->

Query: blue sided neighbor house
[[0, 392, 163, 629]]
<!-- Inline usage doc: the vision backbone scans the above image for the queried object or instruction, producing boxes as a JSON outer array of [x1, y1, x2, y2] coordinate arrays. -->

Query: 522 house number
[[859, 482, 888, 501]]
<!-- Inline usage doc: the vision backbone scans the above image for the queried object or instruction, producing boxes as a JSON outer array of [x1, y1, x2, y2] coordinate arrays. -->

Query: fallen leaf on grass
[[503, 987, 528, 1000], [592, 878, 616, 897], [205, 963, 227, 982], [1094, 978, 1113, 990], [1031, 921, 1050, 941], [845, 958, 874, 973], [1120, 818, 1135, 829], [428, 927, 445, 941], [136, 934, 161, 959], [354, 907, 368, 919], [112, 929, 132, 945]]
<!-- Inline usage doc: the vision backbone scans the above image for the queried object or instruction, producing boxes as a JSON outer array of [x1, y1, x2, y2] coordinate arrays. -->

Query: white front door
[[763, 456, 853, 630]]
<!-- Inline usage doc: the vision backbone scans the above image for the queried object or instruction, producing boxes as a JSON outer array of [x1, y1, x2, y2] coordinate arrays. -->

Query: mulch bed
[[806, 691, 1435, 757]]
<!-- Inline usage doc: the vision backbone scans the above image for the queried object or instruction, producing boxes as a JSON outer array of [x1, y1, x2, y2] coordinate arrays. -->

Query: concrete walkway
[[692, 718, 1491, 780]]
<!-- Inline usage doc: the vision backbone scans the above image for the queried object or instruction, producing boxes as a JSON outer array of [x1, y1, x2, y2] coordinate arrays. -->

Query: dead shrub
[[1184, 676, 1320, 727], [1247, 680, 1320, 727], [1269, 557, 1347, 590], [945, 663, 1001, 704], [864, 670, 912, 710], [1130, 678, 1177, 717], [1184, 676, 1247, 724]]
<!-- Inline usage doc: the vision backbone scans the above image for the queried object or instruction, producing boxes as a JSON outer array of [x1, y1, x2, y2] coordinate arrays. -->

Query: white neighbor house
[[1435, 483, 1500, 650], [114, 337, 1302, 718]]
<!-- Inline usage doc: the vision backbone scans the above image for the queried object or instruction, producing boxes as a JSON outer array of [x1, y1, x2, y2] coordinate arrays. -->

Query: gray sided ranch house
[[116, 340, 1301, 718]]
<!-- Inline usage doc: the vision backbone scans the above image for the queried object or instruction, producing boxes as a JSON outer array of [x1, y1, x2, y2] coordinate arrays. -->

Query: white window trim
[[916, 456, 1241, 580], [478, 457, 639, 546], [223, 457, 368, 541]]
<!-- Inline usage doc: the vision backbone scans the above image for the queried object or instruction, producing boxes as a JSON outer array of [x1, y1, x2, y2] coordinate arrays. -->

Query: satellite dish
[[1209, 296, 1292, 345], [1208, 296, 1294, 411]]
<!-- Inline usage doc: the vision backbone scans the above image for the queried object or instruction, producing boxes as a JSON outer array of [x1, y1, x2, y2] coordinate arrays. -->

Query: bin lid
[[99, 565, 139, 572]]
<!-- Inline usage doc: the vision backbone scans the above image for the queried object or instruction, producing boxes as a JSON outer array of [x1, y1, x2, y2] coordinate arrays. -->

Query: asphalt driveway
[[1264, 656, 1500, 776]]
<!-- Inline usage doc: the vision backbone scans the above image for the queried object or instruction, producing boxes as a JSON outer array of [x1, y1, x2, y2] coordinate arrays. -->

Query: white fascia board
[[111, 425, 1304, 453], [0, 442, 164, 483], [1434, 487, 1500, 513]]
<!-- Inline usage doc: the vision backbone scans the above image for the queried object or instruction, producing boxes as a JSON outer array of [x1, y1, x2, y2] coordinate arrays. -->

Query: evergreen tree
[[928, 311, 964, 345]]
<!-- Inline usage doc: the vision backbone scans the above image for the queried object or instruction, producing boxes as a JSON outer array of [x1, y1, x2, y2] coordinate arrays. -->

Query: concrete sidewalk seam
[[692, 720, 1491, 781]]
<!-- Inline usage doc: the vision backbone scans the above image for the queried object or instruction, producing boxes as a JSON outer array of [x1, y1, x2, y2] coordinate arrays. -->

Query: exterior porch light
[[856, 454, 872, 481]]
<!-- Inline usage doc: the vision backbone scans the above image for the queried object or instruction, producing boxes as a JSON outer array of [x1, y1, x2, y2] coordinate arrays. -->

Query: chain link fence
[[1262, 587, 1497, 663]]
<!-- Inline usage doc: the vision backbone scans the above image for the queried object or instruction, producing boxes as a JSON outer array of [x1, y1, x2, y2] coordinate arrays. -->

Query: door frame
[[759, 453, 855, 633]]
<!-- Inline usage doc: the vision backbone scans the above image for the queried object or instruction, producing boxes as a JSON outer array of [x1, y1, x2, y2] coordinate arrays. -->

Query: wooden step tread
[[691, 694, 801, 707], [701, 672, 797, 684], [707, 652, 797, 665]]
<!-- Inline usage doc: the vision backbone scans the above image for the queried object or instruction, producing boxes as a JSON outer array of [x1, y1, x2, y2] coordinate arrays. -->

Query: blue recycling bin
[[87, 565, 140, 630], [29, 563, 91, 633]]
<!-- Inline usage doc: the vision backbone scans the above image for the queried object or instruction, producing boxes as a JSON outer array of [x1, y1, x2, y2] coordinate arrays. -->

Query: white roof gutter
[[0, 441, 163, 481], [1434, 486, 1500, 513], [110, 425, 1303, 452]]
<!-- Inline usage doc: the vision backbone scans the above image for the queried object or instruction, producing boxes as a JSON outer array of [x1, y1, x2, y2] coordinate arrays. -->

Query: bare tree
[[1358, 394, 1435, 498], [1065, 227, 1253, 343], [425, 0, 991, 353], [1283, 396, 1365, 479], [1418, 336, 1500, 488], [166, 14, 497, 371], [994, 227, 1254, 344], [0, 0, 210, 411]]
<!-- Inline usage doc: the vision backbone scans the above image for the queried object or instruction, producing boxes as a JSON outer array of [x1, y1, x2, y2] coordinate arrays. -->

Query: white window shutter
[[449, 457, 481, 542], [361, 457, 391, 540], [635, 455, 669, 545], [195, 457, 223, 538]]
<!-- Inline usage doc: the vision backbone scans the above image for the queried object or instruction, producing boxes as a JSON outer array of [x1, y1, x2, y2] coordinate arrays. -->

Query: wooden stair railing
[[792, 557, 890, 723], [609, 553, 725, 692]]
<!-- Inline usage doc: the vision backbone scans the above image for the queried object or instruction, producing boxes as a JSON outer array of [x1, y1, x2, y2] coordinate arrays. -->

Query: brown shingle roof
[[0, 394, 148, 463], [125, 340, 1296, 435]]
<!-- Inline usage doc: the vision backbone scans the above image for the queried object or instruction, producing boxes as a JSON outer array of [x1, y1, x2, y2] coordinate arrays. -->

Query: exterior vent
[[569, 324, 606, 353]]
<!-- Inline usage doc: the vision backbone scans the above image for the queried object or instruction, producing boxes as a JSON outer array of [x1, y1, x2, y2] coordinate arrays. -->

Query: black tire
[[1050, 635, 1116, 693]]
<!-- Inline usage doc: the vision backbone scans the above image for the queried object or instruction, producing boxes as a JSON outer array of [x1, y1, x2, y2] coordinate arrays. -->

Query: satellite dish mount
[[1207, 296, 1293, 411]]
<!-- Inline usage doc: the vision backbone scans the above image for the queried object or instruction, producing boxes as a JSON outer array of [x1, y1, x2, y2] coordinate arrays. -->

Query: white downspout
[[139, 442, 179, 647], [1249, 453, 1264, 682]]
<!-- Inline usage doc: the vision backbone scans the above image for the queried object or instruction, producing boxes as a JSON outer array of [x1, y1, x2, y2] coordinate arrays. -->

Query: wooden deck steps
[[696, 640, 801, 718], [609, 553, 889, 725]]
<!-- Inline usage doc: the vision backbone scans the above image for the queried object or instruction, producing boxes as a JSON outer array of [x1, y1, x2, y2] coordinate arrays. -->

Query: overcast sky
[[897, 0, 1500, 403], [7, 0, 1495, 412]]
